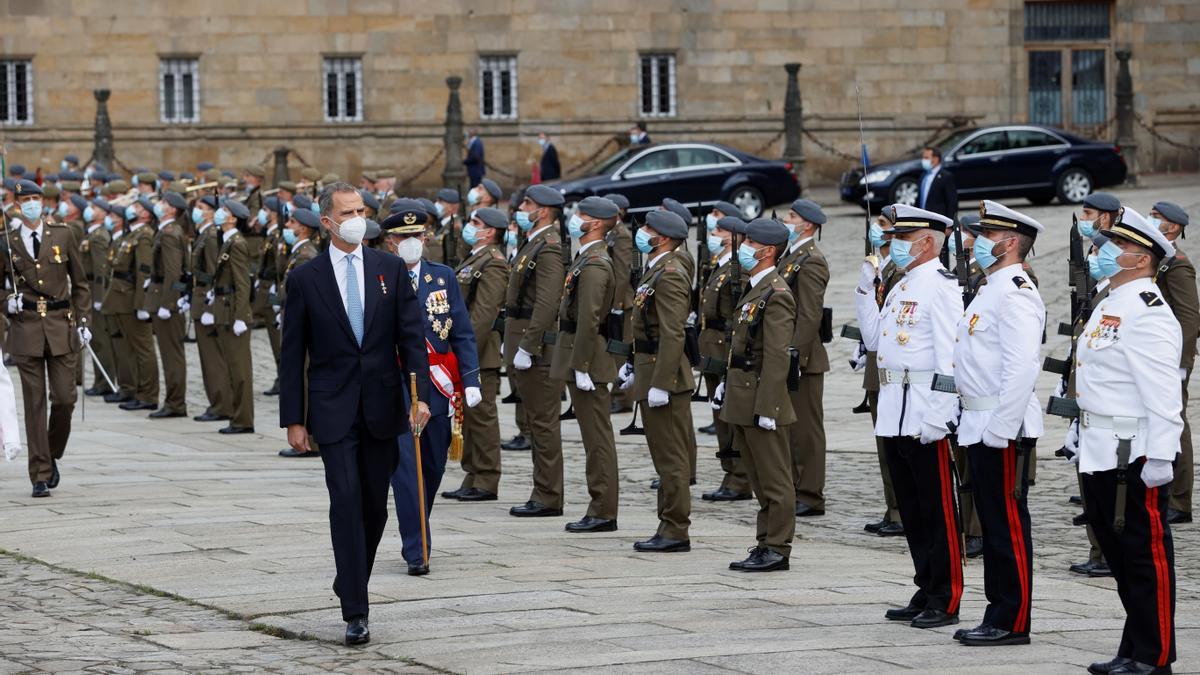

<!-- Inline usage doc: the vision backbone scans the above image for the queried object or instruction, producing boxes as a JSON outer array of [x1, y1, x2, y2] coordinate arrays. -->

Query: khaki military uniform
[[1157, 247, 1200, 515], [720, 269, 797, 556], [424, 215, 457, 266], [606, 223, 635, 411], [2, 219, 91, 485], [80, 223, 116, 393], [699, 253, 751, 495], [144, 219, 188, 413], [211, 229, 255, 429], [190, 224, 233, 418], [102, 223, 159, 404], [777, 237, 830, 511], [455, 243, 509, 495], [503, 224, 566, 508], [252, 225, 283, 387], [240, 187, 265, 275], [632, 247, 695, 539], [102, 233, 133, 400], [550, 241, 618, 521], [864, 258, 903, 524]]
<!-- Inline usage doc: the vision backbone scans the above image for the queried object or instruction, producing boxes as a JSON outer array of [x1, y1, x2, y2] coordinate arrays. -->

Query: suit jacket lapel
[[315, 249, 358, 345], [362, 249, 381, 338]]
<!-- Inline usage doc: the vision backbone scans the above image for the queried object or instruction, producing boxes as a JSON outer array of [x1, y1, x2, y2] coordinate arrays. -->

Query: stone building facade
[[0, 0, 1197, 190]]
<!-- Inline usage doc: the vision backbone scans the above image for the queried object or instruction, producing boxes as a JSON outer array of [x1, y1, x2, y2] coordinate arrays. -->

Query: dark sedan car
[[840, 124, 1127, 209], [545, 142, 800, 219]]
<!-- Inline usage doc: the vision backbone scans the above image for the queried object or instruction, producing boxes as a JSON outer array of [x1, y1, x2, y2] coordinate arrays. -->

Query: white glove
[[686, 311, 697, 328], [143, 278, 151, 290], [858, 259, 877, 293], [6, 293, 22, 315], [1142, 458, 1174, 488], [136, 309, 151, 321], [93, 301, 103, 312], [253, 279, 261, 290], [464, 386, 482, 408], [77, 327, 92, 345], [3, 443, 20, 462], [176, 296, 190, 312], [757, 416, 776, 431], [1180, 367, 1188, 381], [574, 370, 595, 392], [981, 429, 1009, 449], [269, 283, 277, 296], [205, 289, 215, 305], [156, 307, 171, 321], [1064, 420, 1080, 457], [271, 304, 281, 313], [850, 342, 868, 372], [618, 363, 635, 391], [513, 348, 533, 371], [232, 319, 248, 336], [710, 381, 725, 410], [919, 422, 948, 445], [200, 312, 215, 326], [274, 312, 282, 329], [647, 387, 670, 408], [1053, 379, 1067, 399]]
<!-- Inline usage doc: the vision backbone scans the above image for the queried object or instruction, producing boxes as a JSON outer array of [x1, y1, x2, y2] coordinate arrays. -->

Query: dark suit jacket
[[920, 168, 958, 223], [539, 144, 561, 182], [464, 137, 485, 185], [279, 246, 431, 445]]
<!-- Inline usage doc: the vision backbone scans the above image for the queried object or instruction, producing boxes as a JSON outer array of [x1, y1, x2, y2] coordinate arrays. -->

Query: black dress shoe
[[1166, 508, 1192, 524], [441, 487, 467, 500], [344, 617, 370, 646], [84, 386, 112, 397], [1073, 512, 1090, 526], [958, 624, 1029, 646], [609, 401, 632, 414], [697, 423, 717, 435], [559, 406, 576, 421], [1098, 660, 1168, 675], [966, 536, 984, 559], [407, 563, 430, 576], [332, 576, 340, 598], [500, 392, 521, 404], [739, 548, 789, 572], [1069, 495, 1083, 505], [103, 392, 132, 404], [219, 425, 255, 434], [910, 609, 958, 629], [633, 534, 690, 553], [730, 547, 765, 570], [1087, 561, 1113, 577], [501, 434, 530, 451], [702, 487, 752, 502], [795, 503, 825, 517], [877, 521, 905, 537], [457, 488, 498, 502], [864, 519, 887, 533], [262, 381, 280, 396], [278, 447, 319, 458], [509, 501, 563, 517], [565, 516, 617, 533], [1087, 657, 1133, 674], [953, 623, 991, 641], [148, 408, 187, 419], [193, 412, 230, 422], [48, 460, 60, 489], [31, 482, 51, 498], [1070, 560, 1102, 575], [884, 604, 923, 621], [650, 477, 661, 490], [119, 399, 157, 411]]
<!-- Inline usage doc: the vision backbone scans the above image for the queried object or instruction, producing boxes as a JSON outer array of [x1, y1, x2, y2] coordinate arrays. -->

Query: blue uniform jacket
[[410, 259, 481, 417]]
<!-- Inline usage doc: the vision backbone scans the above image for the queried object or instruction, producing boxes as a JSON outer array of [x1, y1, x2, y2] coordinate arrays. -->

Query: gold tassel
[[448, 393, 464, 462]]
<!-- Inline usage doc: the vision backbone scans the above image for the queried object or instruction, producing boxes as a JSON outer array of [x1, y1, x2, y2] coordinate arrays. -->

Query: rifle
[[628, 214, 642, 292], [1044, 213, 1097, 424], [0, 145, 19, 296], [953, 223, 973, 305], [442, 190, 461, 268]]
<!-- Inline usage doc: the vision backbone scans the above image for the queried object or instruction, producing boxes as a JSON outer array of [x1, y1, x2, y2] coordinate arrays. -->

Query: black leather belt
[[111, 271, 134, 282], [214, 286, 234, 295], [634, 339, 658, 354], [729, 355, 754, 371], [505, 306, 533, 320], [23, 298, 70, 314], [703, 317, 727, 332], [559, 319, 577, 334], [151, 275, 164, 283]]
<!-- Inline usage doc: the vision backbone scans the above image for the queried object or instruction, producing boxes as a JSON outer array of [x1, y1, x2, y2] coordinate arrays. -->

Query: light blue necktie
[[345, 253, 363, 346]]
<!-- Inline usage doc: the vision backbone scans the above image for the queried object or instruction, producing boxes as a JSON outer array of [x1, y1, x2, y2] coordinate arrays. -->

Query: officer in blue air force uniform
[[384, 199, 482, 576]]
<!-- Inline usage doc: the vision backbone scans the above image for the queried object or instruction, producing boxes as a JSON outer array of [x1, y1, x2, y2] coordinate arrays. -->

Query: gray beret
[[473, 207, 508, 230], [198, 195, 219, 210], [69, 194, 89, 211], [1083, 191, 1120, 212], [365, 219, 381, 239], [646, 210, 688, 240], [359, 189, 380, 211], [163, 191, 188, 211], [710, 201, 741, 219], [13, 179, 41, 196], [196, 162, 214, 171], [158, 170, 175, 181], [1, 178, 14, 191], [60, 171, 84, 181], [64, 154, 79, 164], [264, 196, 281, 215], [9, 164, 26, 176], [1153, 201, 1188, 227], [577, 196, 619, 219], [137, 195, 156, 213], [525, 184, 565, 207], [416, 197, 439, 218], [221, 198, 250, 220], [790, 198, 827, 225], [181, 171, 195, 181], [436, 188, 460, 204], [879, 204, 898, 224], [479, 178, 502, 201], [600, 193, 629, 210], [662, 198, 692, 225], [293, 194, 313, 211], [45, 173, 59, 183], [745, 218, 790, 246], [92, 197, 113, 213], [717, 216, 747, 235], [292, 207, 321, 230]]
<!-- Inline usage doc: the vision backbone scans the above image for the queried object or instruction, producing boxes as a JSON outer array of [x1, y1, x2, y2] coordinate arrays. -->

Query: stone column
[[441, 76, 467, 266], [781, 63, 806, 194], [92, 89, 114, 172], [1114, 50, 1138, 185], [272, 146, 290, 188]]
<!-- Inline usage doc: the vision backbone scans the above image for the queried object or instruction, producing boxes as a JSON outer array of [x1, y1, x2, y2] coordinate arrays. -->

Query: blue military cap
[[479, 178, 502, 202], [359, 189, 380, 212], [383, 198, 429, 234], [91, 197, 111, 212], [1152, 201, 1188, 227], [198, 194, 219, 210], [525, 184, 565, 207], [600, 193, 629, 210], [138, 195, 156, 213], [662, 197, 692, 225], [746, 218, 790, 246], [717, 215, 747, 235], [181, 171, 195, 181], [9, 164, 26, 176], [68, 194, 89, 211], [1101, 206, 1174, 260], [163, 191, 188, 211], [1083, 192, 1120, 212], [790, 198, 827, 225], [45, 173, 59, 183], [291, 207, 321, 230], [197, 162, 214, 171], [710, 201, 741, 219], [436, 188, 460, 204], [365, 219, 381, 240], [415, 197, 439, 219], [1, 178, 14, 192], [13, 179, 42, 196], [577, 196, 619, 219], [293, 194, 313, 211], [64, 154, 79, 165], [472, 207, 508, 230], [646, 210, 688, 239], [158, 170, 175, 181], [221, 198, 250, 220], [60, 171, 84, 181], [264, 196, 281, 215]]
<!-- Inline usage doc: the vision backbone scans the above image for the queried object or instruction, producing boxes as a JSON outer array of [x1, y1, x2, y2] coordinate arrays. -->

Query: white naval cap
[[1101, 206, 1175, 260], [978, 200, 1044, 238], [885, 203, 954, 233]]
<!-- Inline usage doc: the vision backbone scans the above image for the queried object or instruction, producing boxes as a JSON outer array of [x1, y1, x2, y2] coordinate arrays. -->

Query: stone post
[[92, 89, 114, 172], [441, 76, 467, 266], [1115, 49, 1138, 185], [781, 63, 806, 194], [272, 146, 290, 188]]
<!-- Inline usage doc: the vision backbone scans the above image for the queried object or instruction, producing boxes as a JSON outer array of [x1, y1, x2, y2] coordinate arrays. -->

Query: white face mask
[[394, 236, 424, 264], [333, 215, 367, 245]]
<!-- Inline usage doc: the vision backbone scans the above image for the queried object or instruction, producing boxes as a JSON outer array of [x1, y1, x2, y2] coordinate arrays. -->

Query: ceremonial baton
[[410, 373, 430, 568], [85, 341, 118, 393]]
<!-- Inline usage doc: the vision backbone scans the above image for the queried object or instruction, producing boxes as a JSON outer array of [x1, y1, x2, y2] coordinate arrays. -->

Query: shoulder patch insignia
[[938, 268, 957, 279], [1011, 276, 1033, 290], [1141, 291, 1164, 307]]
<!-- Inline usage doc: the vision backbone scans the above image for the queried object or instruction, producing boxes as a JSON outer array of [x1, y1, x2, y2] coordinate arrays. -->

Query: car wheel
[[889, 177, 920, 206], [728, 186, 764, 220], [1056, 168, 1093, 204]]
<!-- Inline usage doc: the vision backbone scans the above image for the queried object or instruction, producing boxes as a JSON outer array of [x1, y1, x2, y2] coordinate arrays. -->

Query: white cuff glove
[[1064, 419, 1080, 456], [6, 293, 22, 315], [200, 312, 215, 326], [513, 348, 533, 371], [757, 416, 776, 431], [710, 381, 725, 410], [1053, 379, 1067, 399], [142, 278, 152, 290], [3, 443, 20, 462], [269, 283, 277, 296], [686, 311, 697, 328], [156, 307, 171, 321], [981, 429, 1010, 449], [850, 342, 867, 372], [647, 387, 670, 408], [77, 327, 92, 345], [274, 312, 282, 329], [618, 363, 635, 391], [1180, 367, 1188, 381], [574, 370, 595, 392], [205, 289, 215, 305], [232, 319, 248, 336], [464, 386, 482, 408], [1142, 458, 1174, 488], [253, 279, 261, 290], [136, 309, 151, 321], [919, 422, 948, 445], [858, 259, 877, 293], [93, 301, 103, 312], [176, 296, 190, 312]]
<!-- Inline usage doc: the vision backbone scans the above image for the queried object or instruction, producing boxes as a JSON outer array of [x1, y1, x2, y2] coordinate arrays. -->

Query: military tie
[[30, 230, 40, 258], [345, 253, 363, 346], [409, 270, 418, 291]]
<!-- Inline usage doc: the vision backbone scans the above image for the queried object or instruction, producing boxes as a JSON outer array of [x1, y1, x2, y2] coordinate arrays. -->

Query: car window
[[934, 128, 976, 156], [623, 149, 679, 176], [675, 147, 733, 168], [1007, 129, 1062, 149], [957, 131, 1009, 156], [592, 147, 636, 176]]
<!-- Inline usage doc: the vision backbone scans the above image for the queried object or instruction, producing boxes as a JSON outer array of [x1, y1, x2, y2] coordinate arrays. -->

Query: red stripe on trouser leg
[[937, 440, 963, 614], [1003, 442, 1031, 632], [1145, 486, 1171, 667]]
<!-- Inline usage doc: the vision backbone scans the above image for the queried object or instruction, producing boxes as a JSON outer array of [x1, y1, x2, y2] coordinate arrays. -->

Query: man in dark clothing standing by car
[[918, 146, 957, 223], [538, 133, 561, 182]]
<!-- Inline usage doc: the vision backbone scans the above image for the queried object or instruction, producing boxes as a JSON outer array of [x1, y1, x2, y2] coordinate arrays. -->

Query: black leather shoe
[[441, 487, 467, 500], [609, 401, 632, 414], [697, 423, 717, 435], [910, 609, 958, 629], [509, 501, 563, 517], [1166, 508, 1192, 524], [263, 381, 280, 396], [500, 392, 521, 404], [84, 386, 112, 397], [559, 406, 576, 421], [1073, 512, 1089, 526], [219, 425, 255, 434], [407, 563, 430, 576], [278, 447, 319, 458], [331, 576, 340, 598], [702, 487, 752, 502], [877, 521, 905, 537], [730, 547, 765, 571], [966, 536, 984, 559], [958, 624, 1029, 646], [1070, 560, 1103, 575], [1087, 561, 1113, 577], [633, 534, 690, 553], [103, 392, 131, 404], [864, 519, 887, 533], [739, 549, 789, 572], [953, 623, 991, 641], [31, 482, 50, 498], [565, 516, 617, 533], [119, 399, 157, 411], [1105, 661, 1170, 674], [193, 412, 230, 422], [1087, 657, 1133, 674], [884, 604, 923, 621], [795, 503, 825, 517], [48, 460, 60, 489], [501, 434, 530, 451], [650, 477, 661, 490], [344, 617, 370, 646], [148, 408, 186, 419], [1069, 495, 1083, 505], [458, 488, 498, 502]]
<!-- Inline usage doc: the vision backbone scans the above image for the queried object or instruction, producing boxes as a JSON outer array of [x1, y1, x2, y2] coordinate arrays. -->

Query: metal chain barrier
[[752, 129, 785, 156], [563, 136, 619, 177], [482, 158, 519, 181], [287, 148, 312, 169], [801, 128, 860, 162], [1136, 113, 1200, 152], [398, 147, 445, 187], [800, 116, 973, 164]]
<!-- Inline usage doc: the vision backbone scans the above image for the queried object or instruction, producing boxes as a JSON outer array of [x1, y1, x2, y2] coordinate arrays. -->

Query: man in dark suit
[[538, 132, 561, 182], [918, 146, 958, 223], [279, 183, 431, 647], [631, 121, 652, 145], [464, 128, 486, 188]]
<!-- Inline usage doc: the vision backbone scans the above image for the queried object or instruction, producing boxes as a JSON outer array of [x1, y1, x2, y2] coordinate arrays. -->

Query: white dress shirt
[[788, 235, 813, 256], [576, 239, 602, 258], [953, 262, 1046, 445], [1076, 276, 1183, 473], [328, 244, 366, 313], [748, 265, 776, 290], [856, 258, 962, 437], [20, 222, 44, 257]]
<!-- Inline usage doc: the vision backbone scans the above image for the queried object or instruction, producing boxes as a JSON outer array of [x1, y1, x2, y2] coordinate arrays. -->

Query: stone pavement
[[1, 177, 1199, 673]]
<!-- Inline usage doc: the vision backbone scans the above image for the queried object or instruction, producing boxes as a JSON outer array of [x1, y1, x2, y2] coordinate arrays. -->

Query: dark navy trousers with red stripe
[[883, 436, 963, 615], [1082, 459, 1176, 668], [967, 441, 1033, 634]]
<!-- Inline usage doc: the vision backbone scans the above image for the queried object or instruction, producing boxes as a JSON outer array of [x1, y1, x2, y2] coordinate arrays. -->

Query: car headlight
[[859, 170, 892, 185]]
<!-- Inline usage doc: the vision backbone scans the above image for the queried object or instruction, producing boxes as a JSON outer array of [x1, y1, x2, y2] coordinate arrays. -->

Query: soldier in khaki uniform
[[104, 198, 159, 411], [97, 198, 134, 404], [275, 208, 323, 458], [424, 188, 460, 266], [442, 208, 509, 498], [504, 184, 566, 517], [189, 196, 234, 423], [455, 178, 502, 264], [618, 210, 694, 552], [717, 219, 797, 572], [202, 199, 255, 434], [778, 198, 830, 516], [253, 196, 285, 396], [80, 198, 116, 396], [551, 197, 620, 533], [1, 180, 91, 498], [144, 191, 189, 417], [601, 193, 635, 414]]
